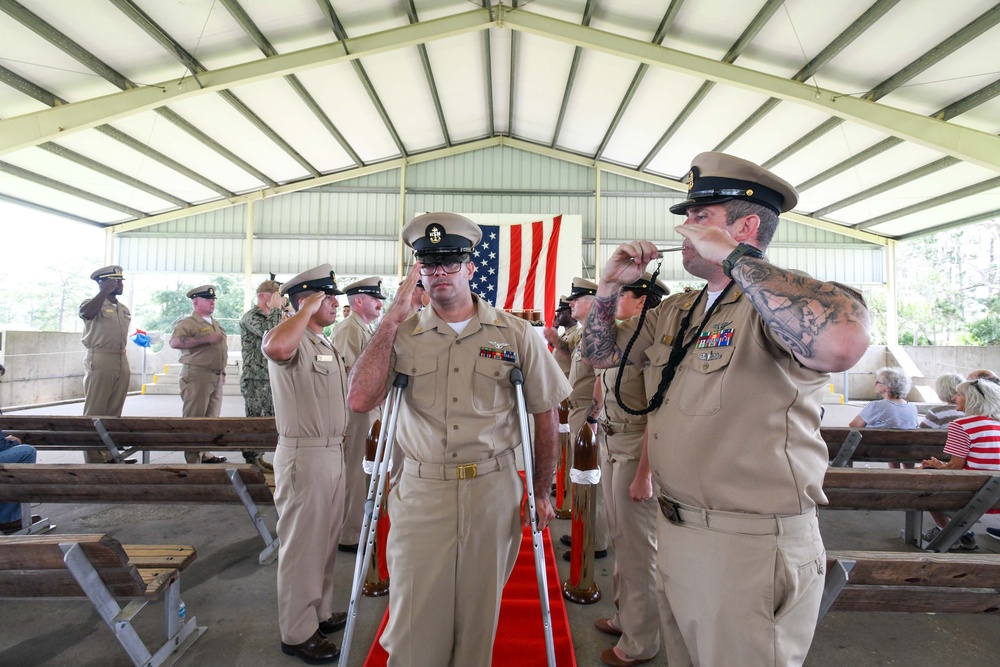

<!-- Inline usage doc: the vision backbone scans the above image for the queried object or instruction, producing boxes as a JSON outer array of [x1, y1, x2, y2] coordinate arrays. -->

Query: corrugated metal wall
[[116, 145, 884, 284]]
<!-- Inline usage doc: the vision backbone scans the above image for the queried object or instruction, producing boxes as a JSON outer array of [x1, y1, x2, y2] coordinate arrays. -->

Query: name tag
[[315, 354, 334, 362]]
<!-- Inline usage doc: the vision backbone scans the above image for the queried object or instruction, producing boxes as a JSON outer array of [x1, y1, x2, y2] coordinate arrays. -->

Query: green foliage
[[966, 315, 1000, 346]]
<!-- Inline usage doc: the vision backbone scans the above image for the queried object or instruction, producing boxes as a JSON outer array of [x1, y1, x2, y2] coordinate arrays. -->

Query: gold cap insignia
[[429, 226, 442, 244]]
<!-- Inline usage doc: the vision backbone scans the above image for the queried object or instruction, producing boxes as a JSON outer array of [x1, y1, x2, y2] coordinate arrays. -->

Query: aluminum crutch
[[340, 373, 409, 666], [510, 367, 557, 667]]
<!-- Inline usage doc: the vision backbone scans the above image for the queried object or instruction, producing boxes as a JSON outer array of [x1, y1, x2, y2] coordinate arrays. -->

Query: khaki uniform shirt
[[555, 323, 580, 377], [389, 297, 570, 464], [266, 328, 348, 441], [80, 299, 130, 352], [332, 312, 374, 369], [240, 306, 282, 381], [568, 327, 596, 414], [619, 288, 829, 515], [172, 313, 228, 372], [599, 317, 648, 458]]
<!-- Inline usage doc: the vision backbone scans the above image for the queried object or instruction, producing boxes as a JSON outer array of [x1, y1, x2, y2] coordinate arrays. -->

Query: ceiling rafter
[[506, 0, 521, 137], [0, 159, 146, 218], [798, 77, 1000, 193], [713, 0, 903, 153], [594, 0, 684, 161], [550, 0, 596, 149], [219, 0, 363, 167], [404, 0, 451, 147], [314, 0, 407, 156], [109, 0, 319, 178], [499, 6, 1000, 172], [638, 0, 786, 171], [760, 2, 1000, 169], [856, 176, 1000, 230], [481, 0, 495, 137]]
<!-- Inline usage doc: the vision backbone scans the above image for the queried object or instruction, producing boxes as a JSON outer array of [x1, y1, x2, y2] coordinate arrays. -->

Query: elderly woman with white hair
[[921, 378, 1000, 550], [849, 367, 919, 430], [919, 372, 965, 429]]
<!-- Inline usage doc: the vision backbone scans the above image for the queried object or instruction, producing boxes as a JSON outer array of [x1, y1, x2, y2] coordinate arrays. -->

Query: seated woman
[[919, 373, 965, 429], [849, 367, 919, 468], [920, 379, 1000, 551]]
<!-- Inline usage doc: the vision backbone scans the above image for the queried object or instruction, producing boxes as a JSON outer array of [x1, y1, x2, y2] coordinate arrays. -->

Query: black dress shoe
[[562, 549, 609, 562], [559, 534, 572, 547], [318, 612, 347, 635], [337, 543, 358, 553], [280, 630, 339, 664]]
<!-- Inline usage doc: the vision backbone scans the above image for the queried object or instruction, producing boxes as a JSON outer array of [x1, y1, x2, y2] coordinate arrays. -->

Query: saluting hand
[[298, 291, 327, 316], [602, 241, 659, 286], [675, 224, 740, 267], [267, 291, 284, 311], [384, 263, 421, 326]]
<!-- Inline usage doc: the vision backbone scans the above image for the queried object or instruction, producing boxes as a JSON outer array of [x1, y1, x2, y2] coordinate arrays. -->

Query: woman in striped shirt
[[920, 379, 1000, 550]]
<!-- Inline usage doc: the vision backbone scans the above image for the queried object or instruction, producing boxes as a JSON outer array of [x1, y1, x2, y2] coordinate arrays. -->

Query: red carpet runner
[[363, 525, 577, 666]]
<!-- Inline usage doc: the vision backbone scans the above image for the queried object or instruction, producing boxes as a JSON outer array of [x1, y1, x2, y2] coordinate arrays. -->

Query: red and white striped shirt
[[944, 415, 1000, 470]]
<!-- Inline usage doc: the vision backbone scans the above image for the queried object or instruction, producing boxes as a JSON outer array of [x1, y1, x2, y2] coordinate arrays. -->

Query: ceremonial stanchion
[[561, 419, 602, 604], [362, 419, 390, 597], [553, 399, 572, 520]]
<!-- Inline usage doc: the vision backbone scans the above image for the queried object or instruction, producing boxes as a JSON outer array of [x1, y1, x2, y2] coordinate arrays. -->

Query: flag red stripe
[[504, 225, 522, 310], [522, 221, 544, 309], [543, 215, 562, 327]]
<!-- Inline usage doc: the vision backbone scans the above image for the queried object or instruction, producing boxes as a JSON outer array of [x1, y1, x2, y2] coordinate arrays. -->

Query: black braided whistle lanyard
[[614, 265, 736, 416]]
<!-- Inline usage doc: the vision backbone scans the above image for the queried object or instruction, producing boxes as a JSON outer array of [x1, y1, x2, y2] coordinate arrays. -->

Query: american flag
[[472, 215, 568, 327]]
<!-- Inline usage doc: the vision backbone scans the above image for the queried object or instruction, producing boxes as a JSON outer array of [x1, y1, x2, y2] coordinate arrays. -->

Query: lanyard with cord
[[614, 260, 735, 416]]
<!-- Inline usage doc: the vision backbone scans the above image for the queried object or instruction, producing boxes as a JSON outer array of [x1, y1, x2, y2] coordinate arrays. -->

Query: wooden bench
[[820, 550, 1000, 620], [0, 533, 205, 666], [0, 464, 280, 564], [823, 468, 1000, 552], [821, 427, 947, 467], [0, 415, 278, 464]]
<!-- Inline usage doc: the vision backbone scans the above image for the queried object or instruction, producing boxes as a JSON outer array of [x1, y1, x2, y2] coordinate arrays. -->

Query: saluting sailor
[[79, 265, 132, 463], [347, 212, 571, 666], [262, 265, 351, 665]]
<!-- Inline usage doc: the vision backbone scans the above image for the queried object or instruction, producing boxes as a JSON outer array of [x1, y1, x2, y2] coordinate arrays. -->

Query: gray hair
[[959, 379, 1000, 421], [933, 373, 964, 403], [723, 200, 779, 249], [876, 367, 911, 399]]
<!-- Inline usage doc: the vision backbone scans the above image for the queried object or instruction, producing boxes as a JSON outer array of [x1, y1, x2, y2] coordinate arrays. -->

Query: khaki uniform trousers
[[600, 435, 661, 660], [569, 405, 608, 551], [273, 437, 346, 644], [82, 351, 130, 463], [381, 455, 521, 667], [179, 366, 224, 463], [656, 504, 825, 667], [340, 408, 378, 547]]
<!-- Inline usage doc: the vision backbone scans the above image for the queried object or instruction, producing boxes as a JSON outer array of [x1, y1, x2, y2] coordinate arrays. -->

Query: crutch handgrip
[[510, 367, 524, 385], [393, 373, 410, 389]]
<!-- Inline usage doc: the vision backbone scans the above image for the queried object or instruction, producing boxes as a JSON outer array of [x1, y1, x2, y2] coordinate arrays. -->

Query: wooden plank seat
[[0, 464, 279, 565], [820, 427, 947, 466], [820, 550, 1000, 619], [823, 468, 1000, 552], [0, 415, 278, 463], [0, 534, 205, 666]]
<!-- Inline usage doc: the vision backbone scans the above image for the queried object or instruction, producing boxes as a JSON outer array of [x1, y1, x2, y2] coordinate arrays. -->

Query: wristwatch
[[721, 243, 765, 278]]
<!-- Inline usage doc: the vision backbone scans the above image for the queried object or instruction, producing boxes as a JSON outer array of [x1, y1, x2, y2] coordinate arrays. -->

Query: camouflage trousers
[[241, 378, 275, 462]]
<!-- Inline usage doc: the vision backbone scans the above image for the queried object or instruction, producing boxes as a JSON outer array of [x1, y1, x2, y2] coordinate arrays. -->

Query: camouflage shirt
[[240, 305, 283, 381]]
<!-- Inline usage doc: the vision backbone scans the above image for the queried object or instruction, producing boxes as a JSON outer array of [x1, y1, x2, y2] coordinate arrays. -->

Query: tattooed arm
[[582, 241, 660, 368], [731, 258, 871, 372]]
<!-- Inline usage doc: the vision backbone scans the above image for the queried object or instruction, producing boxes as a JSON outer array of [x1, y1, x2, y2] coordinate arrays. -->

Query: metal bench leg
[[903, 510, 923, 547], [226, 468, 280, 565], [924, 475, 1000, 552], [92, 418, 129, 463], [817, 558, 855, 623], [829, 430, 862, 468], [61, 543, 205, 667]]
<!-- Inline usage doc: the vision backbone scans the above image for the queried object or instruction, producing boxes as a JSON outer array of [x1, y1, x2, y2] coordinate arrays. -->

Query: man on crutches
[[347, 213, 571, 666]]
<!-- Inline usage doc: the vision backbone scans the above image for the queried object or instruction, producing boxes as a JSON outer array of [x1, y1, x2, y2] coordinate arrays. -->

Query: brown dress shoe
[[594, 617, 623, 637], [280, 630, 339, 664], [600, 647, 653, 666], [318, 611, 347, 634]]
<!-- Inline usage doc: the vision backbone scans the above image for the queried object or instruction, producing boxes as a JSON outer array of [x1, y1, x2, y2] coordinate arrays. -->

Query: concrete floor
[[1, 396, 999, 666]]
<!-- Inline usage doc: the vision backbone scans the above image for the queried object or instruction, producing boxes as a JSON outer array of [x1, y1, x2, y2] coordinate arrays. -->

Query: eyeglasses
[[874, 380, 885, 386], [970, 379, 985, 397], [418, 260, 465, 276]]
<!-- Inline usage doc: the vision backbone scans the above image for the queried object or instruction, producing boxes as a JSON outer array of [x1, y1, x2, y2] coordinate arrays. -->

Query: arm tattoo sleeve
[[582, 292, 623, 368], [733, 258, 870, 360]]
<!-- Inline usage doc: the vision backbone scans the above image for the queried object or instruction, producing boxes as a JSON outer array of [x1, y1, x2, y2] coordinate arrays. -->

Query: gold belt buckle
[[456, 463, 478, 480]]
